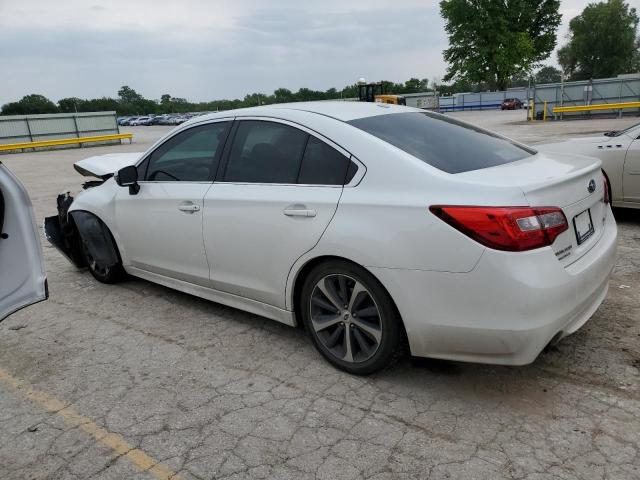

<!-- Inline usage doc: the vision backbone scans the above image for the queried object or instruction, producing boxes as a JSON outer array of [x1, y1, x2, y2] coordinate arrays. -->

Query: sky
[[0, 0, 593, 105]]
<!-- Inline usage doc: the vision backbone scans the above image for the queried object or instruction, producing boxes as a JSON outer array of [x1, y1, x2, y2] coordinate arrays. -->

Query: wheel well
[[69, 210, 123, 267], [293, 256, 342, 325], [291, 256, 408, 343]]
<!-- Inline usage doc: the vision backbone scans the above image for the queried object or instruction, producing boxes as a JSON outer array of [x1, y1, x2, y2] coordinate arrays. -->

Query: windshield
[[348, 112, 534, 174]]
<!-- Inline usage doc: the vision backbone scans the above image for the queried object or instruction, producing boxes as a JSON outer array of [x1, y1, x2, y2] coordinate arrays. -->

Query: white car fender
[[67, 180, 128, 264]]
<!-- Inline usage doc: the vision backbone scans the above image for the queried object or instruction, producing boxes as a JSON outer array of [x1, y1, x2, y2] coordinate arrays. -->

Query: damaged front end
[[44, 191, 86, 267], [44, 179, 118, 269], [45, 151, 141, 271]]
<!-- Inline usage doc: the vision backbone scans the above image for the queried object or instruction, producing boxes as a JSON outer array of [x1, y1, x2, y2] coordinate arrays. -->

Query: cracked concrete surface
[[1, 111, 639, 479]]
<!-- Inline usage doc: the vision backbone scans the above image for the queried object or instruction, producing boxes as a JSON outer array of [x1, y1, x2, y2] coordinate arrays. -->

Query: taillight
[[429, 206, 568, 252], [602, 171, 610, 204]]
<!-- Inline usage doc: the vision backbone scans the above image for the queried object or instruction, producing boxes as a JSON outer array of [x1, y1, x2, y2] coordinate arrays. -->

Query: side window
[[298, 136, 351, 185], [344, 160, 359, 184], [224, 121, 308, 183], [145, 122, 230, 182]]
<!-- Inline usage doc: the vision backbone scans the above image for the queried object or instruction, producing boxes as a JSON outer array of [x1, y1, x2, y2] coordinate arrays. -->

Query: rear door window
[[223, 121, 308, 184], [348, 112, 534, 174]]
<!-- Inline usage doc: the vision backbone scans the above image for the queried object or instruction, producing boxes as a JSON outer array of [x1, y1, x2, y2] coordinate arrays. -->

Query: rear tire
[[300, 260, 402, 375]]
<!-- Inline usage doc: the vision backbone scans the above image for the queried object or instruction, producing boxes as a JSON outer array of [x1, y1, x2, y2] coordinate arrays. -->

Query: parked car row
[[117, 113, 209, 126]]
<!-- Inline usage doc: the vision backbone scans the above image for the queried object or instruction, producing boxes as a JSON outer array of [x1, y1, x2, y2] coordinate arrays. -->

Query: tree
[[404, 78, 428, 93], [557, 46, 578, 79], [557, 0, 639, 80], [273, 88, 294, 103], [340, 84, 359, 99], [243, 92, 269, 106], [325, 87, 338, 99], [117, 86, 143, 104], [84, 97, 120, 112], [510, 72, 530, 88], [1, 94, 58, 115], [440, 0, 561, 90], [57, 97, 84, 113], [534, 66, 562, 84]]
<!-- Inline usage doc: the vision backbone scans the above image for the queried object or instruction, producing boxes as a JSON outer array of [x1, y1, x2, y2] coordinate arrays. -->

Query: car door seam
[[200, 182, 218, 276], [284, 186, 345, 311]]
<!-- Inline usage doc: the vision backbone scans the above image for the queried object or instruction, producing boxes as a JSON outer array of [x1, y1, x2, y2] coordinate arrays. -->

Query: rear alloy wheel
[[301, 261, 402, 375]]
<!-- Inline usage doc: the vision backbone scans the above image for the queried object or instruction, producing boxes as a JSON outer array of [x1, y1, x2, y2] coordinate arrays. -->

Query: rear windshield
[[348, 112, 534, 174]]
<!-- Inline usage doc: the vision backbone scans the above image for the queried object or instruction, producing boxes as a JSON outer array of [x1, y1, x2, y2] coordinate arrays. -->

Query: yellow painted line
[[0, 367, 181, 480], [553, 101, 640, 113], [0, 133, 133, 151]]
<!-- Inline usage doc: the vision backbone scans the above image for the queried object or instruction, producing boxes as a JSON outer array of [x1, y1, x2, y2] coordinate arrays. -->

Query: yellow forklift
[[357, 79, 406, 105]]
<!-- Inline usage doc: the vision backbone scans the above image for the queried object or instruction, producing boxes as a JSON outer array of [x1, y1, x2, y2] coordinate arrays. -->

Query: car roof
[[188, 101, 421, 125]]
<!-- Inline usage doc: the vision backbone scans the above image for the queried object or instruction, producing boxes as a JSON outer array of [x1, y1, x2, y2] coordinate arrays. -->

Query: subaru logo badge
[[588, 179, 596, 193]]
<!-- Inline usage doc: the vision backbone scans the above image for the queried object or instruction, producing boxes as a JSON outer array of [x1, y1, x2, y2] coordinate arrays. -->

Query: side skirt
[[126, 266, 297, 327]]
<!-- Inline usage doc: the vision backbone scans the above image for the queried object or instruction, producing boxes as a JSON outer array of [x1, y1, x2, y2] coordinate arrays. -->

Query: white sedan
[[44, 102, 617, 374], [538, 121, 640, 209]]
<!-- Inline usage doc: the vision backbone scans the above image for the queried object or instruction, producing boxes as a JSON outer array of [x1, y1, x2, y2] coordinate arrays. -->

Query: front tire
[[300, 260, 402, 375], [80, 228, 125, 284]]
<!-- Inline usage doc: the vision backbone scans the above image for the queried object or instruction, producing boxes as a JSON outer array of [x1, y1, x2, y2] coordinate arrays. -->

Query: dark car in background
[[501, 98, 523, 110]]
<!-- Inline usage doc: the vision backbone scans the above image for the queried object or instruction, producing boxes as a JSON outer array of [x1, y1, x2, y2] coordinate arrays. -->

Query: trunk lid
[[457, 152, 607, 267], [74, 152, 143, 179]]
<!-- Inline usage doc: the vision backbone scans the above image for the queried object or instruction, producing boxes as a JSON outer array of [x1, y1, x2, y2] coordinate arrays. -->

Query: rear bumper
[[371, 206, 618, 365]]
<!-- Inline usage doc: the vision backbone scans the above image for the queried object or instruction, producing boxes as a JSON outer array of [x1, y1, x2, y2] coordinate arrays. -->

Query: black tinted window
[[224, 121, 308, 183], [298, 137, 350, 185], [146, 122, 230, 181], [345, 161, 359, 183], [348, 112, 533, 174]]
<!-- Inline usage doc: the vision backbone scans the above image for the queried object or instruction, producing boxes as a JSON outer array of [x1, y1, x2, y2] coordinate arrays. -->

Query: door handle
[[178, 203, 200, 213], [283, 207, 317, 217]]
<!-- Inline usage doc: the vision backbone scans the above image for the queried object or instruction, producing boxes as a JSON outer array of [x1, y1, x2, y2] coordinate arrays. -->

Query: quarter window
[[224, 121, 308, 184], [298, 136, 351, 185], [145, 122, 230, 182]]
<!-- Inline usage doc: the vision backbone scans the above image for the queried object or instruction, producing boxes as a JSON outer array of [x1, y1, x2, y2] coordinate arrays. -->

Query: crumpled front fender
[[44, 189, 120, 270], [70, 211, 120, 268]]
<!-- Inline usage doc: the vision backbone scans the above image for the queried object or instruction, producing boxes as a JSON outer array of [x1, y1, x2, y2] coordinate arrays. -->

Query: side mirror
[[116, 165, 139, 194]]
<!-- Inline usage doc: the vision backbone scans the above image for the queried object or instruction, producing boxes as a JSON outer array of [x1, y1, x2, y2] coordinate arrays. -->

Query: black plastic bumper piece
[[44, 215, 84, 267]]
